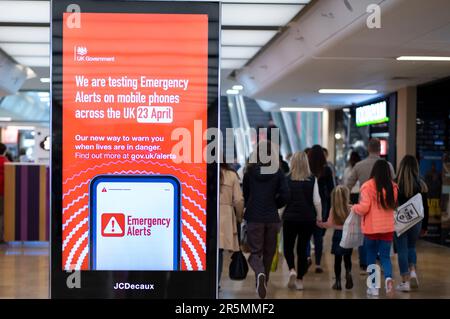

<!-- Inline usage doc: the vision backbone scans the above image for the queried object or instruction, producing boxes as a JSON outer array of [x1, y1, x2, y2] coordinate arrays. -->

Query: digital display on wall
[[356, 101, 389, 127], [61, 12, 208, 272]]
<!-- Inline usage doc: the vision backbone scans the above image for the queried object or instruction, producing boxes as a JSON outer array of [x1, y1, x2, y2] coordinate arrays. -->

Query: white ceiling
[[0, 0, 312, 93], [236, 0, 450, 110]]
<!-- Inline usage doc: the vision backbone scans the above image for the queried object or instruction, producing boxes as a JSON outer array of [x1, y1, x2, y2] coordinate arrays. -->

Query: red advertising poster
[[62, 13, 208, 271]]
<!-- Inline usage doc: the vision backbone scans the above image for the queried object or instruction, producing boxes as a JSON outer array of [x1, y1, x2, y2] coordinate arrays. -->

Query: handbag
[[395, 193, 424, 237], [340, 212, 364, 249], [229, 250, 248, 280], [270, 232, 281, 272]]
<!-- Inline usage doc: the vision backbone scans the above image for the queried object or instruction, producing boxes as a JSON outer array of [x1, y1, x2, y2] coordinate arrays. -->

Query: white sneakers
[[287, 270, 304, 290], [410, 271, 419, 289], [396, 281, 411, 292], [295, 279, 304, 290], [288, 270, 296, 289], [385, 278, 394, 294], [367, 287, 379, 297]]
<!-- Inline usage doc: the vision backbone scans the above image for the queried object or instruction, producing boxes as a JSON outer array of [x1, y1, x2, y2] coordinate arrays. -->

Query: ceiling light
[[226, 89, 240, 95], [0, 27, 50, 43], [335, 133, 342, 140], [280, 107, 324, 112], [397, 56, 450, 61], [222, 46, 261, 59], [221, 30, 278, 46], [222, 0, 311, 3], [221, 59, 247, 69], [40, 78, 51, 83], [1, 43, 50, 57], [319, 89, 378, 94], [0, 1, 50, 23], [222, 4, 304, 26], [232, 85, 244, 91], [37, 92, 50, 97], [15, 56, 49, 67], [0, 117, 12, 122]]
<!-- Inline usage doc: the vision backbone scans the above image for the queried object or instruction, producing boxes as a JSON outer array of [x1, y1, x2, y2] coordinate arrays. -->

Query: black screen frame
[[51, 0, 220, 298]]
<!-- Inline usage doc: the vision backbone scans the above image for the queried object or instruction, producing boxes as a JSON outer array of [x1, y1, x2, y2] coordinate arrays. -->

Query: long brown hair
[[370, 160, 397, 210], [331, 185, 350, 226], [396, 155, 426, 197]]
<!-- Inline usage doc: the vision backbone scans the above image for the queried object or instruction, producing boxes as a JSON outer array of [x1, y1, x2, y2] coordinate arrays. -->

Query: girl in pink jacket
[[352, 160, 398, 297]]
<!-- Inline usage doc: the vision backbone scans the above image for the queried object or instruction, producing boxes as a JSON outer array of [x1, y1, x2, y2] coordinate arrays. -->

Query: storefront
[[417, 77, 450, 246], [334, 93, 397, 182]]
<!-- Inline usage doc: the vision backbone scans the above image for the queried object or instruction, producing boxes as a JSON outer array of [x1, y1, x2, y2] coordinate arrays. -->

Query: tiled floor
[[1, 238, 450, 299]]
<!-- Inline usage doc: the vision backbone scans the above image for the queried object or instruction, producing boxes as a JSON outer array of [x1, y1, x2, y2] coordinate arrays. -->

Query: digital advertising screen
[[51, 0, 219, 298]]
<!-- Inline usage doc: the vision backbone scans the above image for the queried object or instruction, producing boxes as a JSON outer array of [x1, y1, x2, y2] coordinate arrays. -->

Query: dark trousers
[[335, 254, 352, 279], [283, 220, 315, 279], [247, 222, 280, 281], [306, 226, 325, 265]]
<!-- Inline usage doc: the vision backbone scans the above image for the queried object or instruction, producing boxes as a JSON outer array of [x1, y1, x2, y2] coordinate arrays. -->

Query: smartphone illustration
[[89, 175, 181, 271]]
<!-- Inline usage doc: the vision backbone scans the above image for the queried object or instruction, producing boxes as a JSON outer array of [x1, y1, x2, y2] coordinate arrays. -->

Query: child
[[352, 159, 398, 297], [321, 185, 353, 290]]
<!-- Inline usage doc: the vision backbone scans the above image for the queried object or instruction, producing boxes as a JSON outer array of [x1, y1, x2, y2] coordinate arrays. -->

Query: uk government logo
[[74, 45, 115, 62]]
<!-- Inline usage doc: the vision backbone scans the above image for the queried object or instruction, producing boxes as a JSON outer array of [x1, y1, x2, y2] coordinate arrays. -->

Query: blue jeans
[[366, 237, 393, 279], [306, 226, 324, 265], [395, 222, 421, 276], [358, 238, 368, 268]]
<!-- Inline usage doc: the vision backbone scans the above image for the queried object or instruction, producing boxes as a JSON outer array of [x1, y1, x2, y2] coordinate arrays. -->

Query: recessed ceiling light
[[397, 56, 450, 61], [221, 59, 247, 69], [0, 117, 12, 122], [318, 89, 378, 94], [221, 30, 278, 46], [0, 27, 50, 43], [40, 78, 50, 83], [0, 1, 50, 23], [280, 107, 324, 112], [222, 46, 261, 59], [222, 4, 304, 26], [232, 85, 244, 91], [226, 89, 240, 95]]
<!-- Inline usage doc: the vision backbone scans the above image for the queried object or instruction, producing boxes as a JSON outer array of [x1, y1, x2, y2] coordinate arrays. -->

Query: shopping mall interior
[[1, 0, 450, 299]]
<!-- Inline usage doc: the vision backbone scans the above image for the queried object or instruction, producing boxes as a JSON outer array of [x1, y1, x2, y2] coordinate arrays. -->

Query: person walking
[[307, 145, 335, 273], [343, 151, 361, 204], [219, 161, 244, 287], [346, 139, 395, 274], [395, 155, 429, 292], [320, 185, 354, 290], [243, 141, 289, 299], [282, 152, 322, 290], [352, 159, 398, 297]]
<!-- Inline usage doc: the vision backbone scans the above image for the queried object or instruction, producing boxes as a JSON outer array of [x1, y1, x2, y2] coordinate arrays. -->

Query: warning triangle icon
[[102, 187, 107, 192], [103, 216, 123, 234]]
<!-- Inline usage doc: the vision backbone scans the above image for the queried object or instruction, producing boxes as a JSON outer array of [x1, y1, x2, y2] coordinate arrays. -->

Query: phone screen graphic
[[90, 175, 181, 270]]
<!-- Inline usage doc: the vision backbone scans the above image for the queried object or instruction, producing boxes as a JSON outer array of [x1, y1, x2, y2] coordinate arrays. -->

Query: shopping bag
[[395, 193, 424, 237], [270, 233, 281, 272], [340, 212, 364, 249], [229, 251, 248, 280]]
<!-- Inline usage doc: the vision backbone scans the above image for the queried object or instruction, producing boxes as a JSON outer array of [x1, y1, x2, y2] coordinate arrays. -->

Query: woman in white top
[[343, 151, 361, 204]]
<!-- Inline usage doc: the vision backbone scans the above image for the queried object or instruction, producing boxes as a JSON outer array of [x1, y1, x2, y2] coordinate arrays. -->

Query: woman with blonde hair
[[395, 155, 429, 292], [321, 185, 353, 290], [282, 151, 322, 290]]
